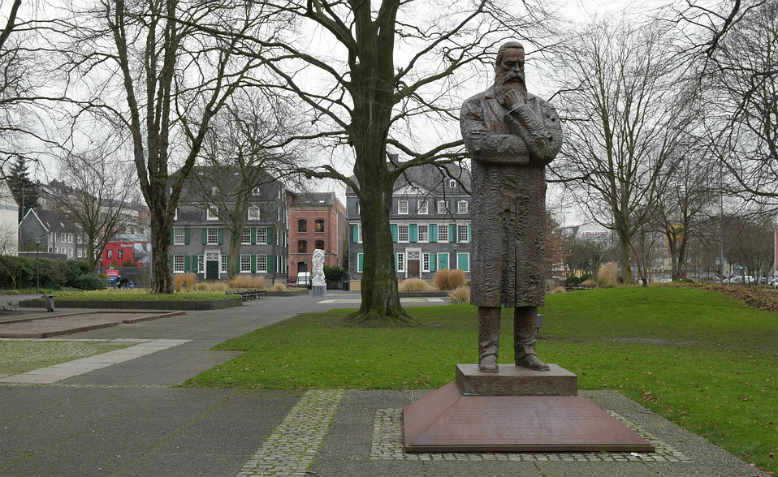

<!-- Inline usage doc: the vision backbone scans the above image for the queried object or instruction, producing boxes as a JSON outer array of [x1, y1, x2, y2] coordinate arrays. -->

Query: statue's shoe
[[478, 355, 498, 373], [516, 354, 550, 371]]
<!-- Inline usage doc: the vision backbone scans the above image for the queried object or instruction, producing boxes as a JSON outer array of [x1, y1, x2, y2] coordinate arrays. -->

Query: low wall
[[20, 299, 241, 311]]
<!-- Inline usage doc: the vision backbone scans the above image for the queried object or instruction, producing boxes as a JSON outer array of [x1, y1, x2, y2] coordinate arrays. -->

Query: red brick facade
[[287, 195, 347, 281]]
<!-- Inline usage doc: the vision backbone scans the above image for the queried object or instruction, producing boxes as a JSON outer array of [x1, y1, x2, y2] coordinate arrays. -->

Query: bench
[[227, 290, 267, 302]]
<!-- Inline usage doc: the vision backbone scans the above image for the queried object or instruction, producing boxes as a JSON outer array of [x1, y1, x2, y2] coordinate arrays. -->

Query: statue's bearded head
[[494, 41, 527, 102]]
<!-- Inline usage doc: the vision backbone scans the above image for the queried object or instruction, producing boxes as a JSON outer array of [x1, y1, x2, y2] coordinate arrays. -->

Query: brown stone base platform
[[456, 364, 577, 396], [404, 365, 654, 453]]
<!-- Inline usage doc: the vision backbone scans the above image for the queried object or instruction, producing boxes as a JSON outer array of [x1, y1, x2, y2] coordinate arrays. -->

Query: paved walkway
[[0, 293, 770, 477]]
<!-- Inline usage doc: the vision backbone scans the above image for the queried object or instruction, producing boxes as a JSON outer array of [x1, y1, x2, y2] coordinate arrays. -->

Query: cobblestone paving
[[237, 389, 346, 477], [370, 408, 692, 463]]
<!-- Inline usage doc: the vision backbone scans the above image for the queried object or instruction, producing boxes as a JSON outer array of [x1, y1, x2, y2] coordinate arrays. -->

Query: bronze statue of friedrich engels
[[460, 41, 562, 373]]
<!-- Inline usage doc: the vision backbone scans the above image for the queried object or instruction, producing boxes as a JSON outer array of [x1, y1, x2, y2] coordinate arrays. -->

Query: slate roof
[[289, 192, 335, 207], [170, 166, 282, 203], [345, 161, 472, 195], [31, 209, 82, 233]]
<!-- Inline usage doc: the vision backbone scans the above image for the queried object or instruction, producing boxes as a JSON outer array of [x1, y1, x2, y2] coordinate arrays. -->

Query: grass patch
[[47, 289, 240, 302], [187, 287, 777, 473], [0, 340, 132, 375]]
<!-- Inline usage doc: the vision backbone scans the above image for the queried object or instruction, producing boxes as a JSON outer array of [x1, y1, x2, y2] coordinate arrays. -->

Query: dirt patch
[[671, 282, 778, 312]]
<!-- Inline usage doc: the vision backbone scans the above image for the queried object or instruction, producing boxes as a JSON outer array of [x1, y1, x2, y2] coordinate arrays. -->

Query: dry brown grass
[[228, 275, 265, 289], [580, 279, 597, 288], [434, 269, 466, 290], [398, 278, 436, 292], [193, 281, 228, 292], [596, 262, 619, 288], [270, 282, 288, 292], [448, 285, 471, 304], [173, 273, 197, 291], [549, 286, 567, 294]]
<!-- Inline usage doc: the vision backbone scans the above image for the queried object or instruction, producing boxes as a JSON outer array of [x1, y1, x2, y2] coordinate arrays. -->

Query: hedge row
[[0, 256, 104, 290]]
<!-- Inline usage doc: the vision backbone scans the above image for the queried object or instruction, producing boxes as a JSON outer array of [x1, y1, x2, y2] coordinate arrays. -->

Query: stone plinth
[[455, 363, 577, 396], [311, 286, 326, 297]]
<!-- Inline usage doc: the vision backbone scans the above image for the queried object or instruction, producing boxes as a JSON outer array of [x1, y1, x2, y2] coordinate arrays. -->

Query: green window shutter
[[449, 224, 456, 243], [429, 253, 436, 272], [218, 228, 223, 245], [267, 255, 274, 273], [201, 227, 207, 245], [457, 253, 470, 271], [226, 257, 230, 274], [394, 253, 398, 271], [438, 253, 449, 270], [391, 224, 398, 242], [251, 227, 257, 245], [170, 231, 174, 245], [358, 253, 364, 273], [409, 224, 418, 243], [169, 254, 174, 271], [351, 225, 358, 243], [430, 224, 438, 243], [251, 255, 256, 273], [267, 226, 274, 245], [468, 225, 472, 242], [184, 256, 191, 272], [184, 228, 191, 245], [192, 255, 198, 273]]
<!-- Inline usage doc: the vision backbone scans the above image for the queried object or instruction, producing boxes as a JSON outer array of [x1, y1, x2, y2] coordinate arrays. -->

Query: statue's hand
[[497, 89, 526, 112]]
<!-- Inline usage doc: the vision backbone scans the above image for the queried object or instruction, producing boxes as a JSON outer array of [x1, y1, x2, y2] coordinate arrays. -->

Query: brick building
[[287, 192, 347, 281]]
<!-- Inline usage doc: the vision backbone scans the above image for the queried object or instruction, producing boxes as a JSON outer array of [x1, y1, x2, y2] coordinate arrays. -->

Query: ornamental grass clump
[[228, 275, 264, 289], [398, 278, 436, 292], [596, 262, 619, 288], [434, 269, 466, 290], [271, 282, 288, 292], [448, 285, 471, 304], [173, 273, 197, 291], [194, 281, 228, 292]]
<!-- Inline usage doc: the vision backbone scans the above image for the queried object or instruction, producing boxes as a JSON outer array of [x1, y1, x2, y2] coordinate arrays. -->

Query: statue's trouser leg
[[478, 306, 501, 373], [514, 306, 550, 371]]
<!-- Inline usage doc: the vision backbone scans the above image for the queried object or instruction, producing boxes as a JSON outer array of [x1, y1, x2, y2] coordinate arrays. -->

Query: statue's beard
[[495, 72, 527, 98]]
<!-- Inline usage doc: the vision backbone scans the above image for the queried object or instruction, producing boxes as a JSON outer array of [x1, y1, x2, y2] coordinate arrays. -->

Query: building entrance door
[[406, 249, 421, 278], [205, 251, 220, 280]]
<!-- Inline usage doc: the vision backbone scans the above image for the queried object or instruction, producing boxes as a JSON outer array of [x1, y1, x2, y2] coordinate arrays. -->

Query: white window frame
[[457, 200, 468, 214], [449, 179, 457, 189], [174, 208, 178, 221], [418, 224, 428, 242], [458, 224, 469, 243], [174, 228, 185, 245], [438, 223, 449, 243], [220, 255, 227, 273], [240, 255, 251, 273], [398, 199, 409, 215], [252, 186, 261, 196], [257, 255, 268, 273], [357, 224, 362, 243], [423, 252, 430, 272], [207, 205, 218, 221], [242, 227, 251, 245], [398, 224, 409, 243], [207, 228, 219, 245], [437, 200, 448, 214], [256, 228, 267, 244], [174, 255, 185, 274], [211, 186, 219, 195], [198, 256, 204, 273], [248, 205, 260, 221], [397, 252, 405, 272], [417, 200, 428, 215]]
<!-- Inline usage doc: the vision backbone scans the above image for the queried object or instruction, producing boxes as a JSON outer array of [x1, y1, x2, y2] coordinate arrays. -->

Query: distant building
[[18, 209, 87, 259], [168, 166, 289, 281], [287, 192, 347, 282], [346, 163, 472, 289], [0, 180, 18, 255]]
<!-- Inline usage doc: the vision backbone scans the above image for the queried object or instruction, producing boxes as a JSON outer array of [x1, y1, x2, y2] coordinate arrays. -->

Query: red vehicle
[[101, 241, 151, 269]]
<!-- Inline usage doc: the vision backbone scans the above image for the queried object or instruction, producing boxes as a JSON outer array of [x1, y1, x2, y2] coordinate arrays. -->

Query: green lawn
[[0, 340, 133, 375], [186, 287, 777, 473], [49, 289, 240, 301]]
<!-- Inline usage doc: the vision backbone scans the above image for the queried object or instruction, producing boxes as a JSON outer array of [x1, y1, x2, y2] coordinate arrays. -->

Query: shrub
[[434, 269, 466, 290], [173, 273, 197, 291], [549, 286, 567, 294], [595, 262, 619, 288], [72, 273, 105, 290], [65, 260, 91, 286], [228, 275, 264, 289], [194, 281, 228, 292], [398, 278, 436, 292], [580, 279, 597, 288], [323, 265, 346, 282], [271, 282, 288, 292], [448, 285, 471, 304]]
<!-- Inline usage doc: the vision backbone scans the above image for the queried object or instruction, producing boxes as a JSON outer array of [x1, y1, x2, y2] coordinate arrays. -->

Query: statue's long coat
[[460, 86, 562, 307]]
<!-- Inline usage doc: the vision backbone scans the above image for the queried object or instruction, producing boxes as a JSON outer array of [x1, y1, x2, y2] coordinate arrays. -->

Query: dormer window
[[252, 186, 261, 196], [211, 186, 219, 195], [398, 200, 409, 215], [449, 179, 456, 189], [417, 200, 428, 215], [248, 205, 260, 221], [207, 205, 218, 220]]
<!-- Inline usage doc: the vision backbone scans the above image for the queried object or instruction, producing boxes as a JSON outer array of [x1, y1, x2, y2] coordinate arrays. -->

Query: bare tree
[[57, 148, 135, 272], [192, 91, 302, 280], [554, 19, 691, 283], [48, 0, 281, 292], [212, 0, 557, 324]]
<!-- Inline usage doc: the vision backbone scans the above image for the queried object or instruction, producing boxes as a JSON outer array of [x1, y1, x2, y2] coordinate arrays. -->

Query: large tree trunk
[[618, 232, 634, 284], [229, 227, 241, 280], [150, 210, 173, 293]]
